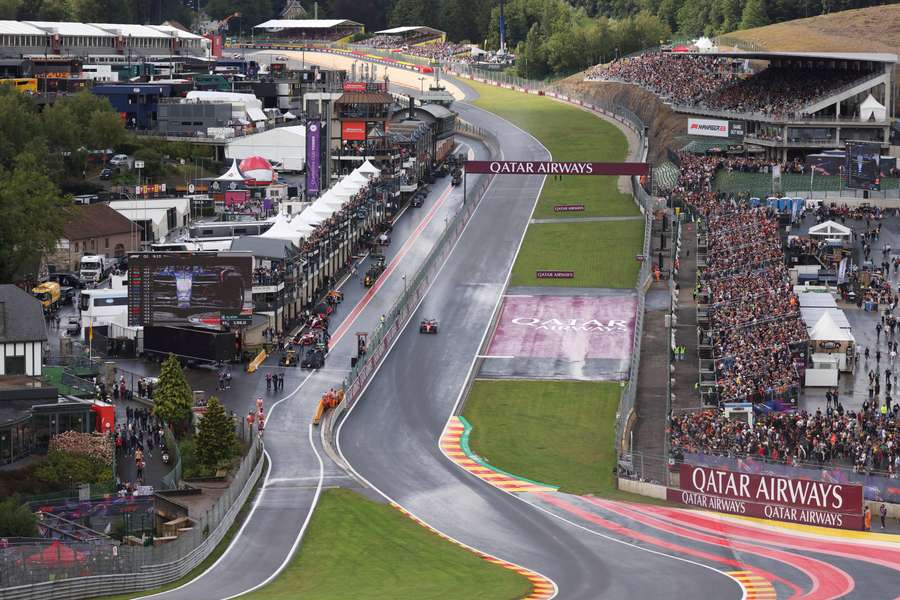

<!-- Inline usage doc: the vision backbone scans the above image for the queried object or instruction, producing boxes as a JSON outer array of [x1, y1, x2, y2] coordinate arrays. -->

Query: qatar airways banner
[[464, 160, 649, 176], [675, 464, 864, 529]]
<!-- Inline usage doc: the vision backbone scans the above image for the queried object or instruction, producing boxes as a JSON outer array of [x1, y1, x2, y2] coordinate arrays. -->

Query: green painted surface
[[457, 416, 559, 489]]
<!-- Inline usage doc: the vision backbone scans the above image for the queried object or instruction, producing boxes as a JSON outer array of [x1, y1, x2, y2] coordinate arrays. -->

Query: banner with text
[[464, 161, 649, 176], [676, 463, 863, 530], [688, 117, 730, 138], [305, 120, 321, 197]]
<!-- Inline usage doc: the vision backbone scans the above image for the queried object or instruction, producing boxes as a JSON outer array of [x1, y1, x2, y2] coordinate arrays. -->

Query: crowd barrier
[[0, 440, 263, 600]]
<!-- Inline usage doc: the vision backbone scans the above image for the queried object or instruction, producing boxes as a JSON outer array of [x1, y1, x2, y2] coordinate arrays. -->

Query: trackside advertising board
[[687, 117, 729, 138], [464, 161, 649, 176], [669, 464, 864, 530]]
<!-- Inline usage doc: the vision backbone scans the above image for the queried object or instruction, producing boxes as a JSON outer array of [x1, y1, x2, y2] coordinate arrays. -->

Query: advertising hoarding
[[845, 141, 882, 191], [729, 121, 745, 137], [688, 117, 729, 138], [341, 120, 366, 141], [127, 252, 252, 328], [674, 463, 863, 529], [305, 120, 321, 197], [464, 161, 649, 176]]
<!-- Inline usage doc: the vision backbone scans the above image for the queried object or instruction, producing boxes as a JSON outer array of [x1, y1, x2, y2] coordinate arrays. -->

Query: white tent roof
[[808, 312, 854, 341], [216, 160, 245, 182], [297, 211, 326, 227], [186, 91, 262, 107], [808, 220, 852, 238], [796, 291, 838, 309], [860, 94, 884, 110], [357, 160, 380, 176], [316, 191, 347, 208], [695, 37, 714, 49], [255, 19, 359, 29], [345, 170, 369, 186]]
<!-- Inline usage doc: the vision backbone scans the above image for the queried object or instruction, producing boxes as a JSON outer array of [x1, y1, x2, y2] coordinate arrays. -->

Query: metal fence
[[0, 439, 263, 600], [323, 124, 501, 438]]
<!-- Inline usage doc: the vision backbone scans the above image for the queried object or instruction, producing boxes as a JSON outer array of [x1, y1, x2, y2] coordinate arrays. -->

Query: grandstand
[[370, 26, 445, 45], [253, 19, 364, 43], [0, 21, 210, 60], [588, 49, 896, 162]]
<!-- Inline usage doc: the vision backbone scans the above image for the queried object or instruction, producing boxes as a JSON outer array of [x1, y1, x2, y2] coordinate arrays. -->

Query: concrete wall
[[617, 477, 667, 499]]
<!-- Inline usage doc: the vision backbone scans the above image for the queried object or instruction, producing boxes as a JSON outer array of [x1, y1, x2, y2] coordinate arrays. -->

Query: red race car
[[419, 318, 438, 334]]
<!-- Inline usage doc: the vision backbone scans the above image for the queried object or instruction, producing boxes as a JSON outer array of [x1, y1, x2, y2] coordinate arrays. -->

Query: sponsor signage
[[305, 120, 321, 197], [688, 117, 729, 138], [343, 81, 368, 92], [729, 121, 745, 137], [666, 488, 864, 530], [342, 120, 367, 141], [553, 204, 585, 212], [536, 271, 574, 279], [465, 161, 649, 176], [676, 464, 863, 529]]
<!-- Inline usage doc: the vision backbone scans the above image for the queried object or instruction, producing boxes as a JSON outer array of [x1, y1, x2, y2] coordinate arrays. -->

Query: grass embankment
[[470, 81, 635, 219], [242, 489, 532, 600], [463, 380, 669, 504], [469, 81, 640, 290]]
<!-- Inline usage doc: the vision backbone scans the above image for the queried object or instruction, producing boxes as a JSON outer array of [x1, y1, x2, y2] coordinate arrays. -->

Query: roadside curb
[[440, 416, 558, 493], [390, 502, 556, 600]]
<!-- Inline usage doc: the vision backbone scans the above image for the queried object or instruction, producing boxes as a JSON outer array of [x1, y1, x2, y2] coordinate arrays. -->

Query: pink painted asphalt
[[486, 294, 637, 361]]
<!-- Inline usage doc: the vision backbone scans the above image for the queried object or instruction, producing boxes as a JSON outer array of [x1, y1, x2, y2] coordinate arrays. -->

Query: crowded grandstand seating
[[353, 34, 470, 60], [586, 51, 875, 117], [670, 406, 900, 475], [584, 52, 739, 105]]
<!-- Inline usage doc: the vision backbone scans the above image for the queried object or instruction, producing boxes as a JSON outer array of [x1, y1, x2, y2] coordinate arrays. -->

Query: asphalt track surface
[[335, 85, 743, 599], [138, 54, 900, 599]]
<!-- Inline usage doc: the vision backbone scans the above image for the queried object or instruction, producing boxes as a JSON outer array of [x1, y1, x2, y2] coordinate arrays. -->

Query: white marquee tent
[[808, 220, 852, 241], [859, 94, 886, 122]]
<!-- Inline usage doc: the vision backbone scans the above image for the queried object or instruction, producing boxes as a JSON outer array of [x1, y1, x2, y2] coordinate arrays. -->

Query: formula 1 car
[[364, 257, 386, 287], [295, 331, 319, 346], [325, 290, 344, 305], [419, 318, 438, 334], [301, 347, 326, 369]]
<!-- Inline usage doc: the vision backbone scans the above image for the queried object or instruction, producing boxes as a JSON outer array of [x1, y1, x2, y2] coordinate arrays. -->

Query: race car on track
[[419, 318, 438, 334], [301, 347, 326, 369]]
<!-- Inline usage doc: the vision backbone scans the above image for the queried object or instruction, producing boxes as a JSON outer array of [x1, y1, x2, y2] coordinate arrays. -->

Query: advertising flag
[[305, 120, 321, 198]]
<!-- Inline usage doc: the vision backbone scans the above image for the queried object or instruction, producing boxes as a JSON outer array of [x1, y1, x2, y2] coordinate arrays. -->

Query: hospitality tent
[[316, 191, 347, 208], [357, 160, 380, 177], [216, 160, 245, 182], [860, 94, 886, 122], [260, 214, 314, 242], [807, 311, 855, 371], [808, 220, 852, 242]]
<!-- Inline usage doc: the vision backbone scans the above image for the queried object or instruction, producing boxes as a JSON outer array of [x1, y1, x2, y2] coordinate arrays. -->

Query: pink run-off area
[[487, 295, 637, 361]]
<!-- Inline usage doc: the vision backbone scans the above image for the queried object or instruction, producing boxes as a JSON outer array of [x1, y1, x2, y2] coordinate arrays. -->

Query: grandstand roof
[[24, 21, 112, 36], [0, 21, 47, 35], [704, 50, 897, 64], [255, 19, 362, 30], [375, 26, 444, 36], [150, 24, 205, 40], [91, 23, 171, 38]]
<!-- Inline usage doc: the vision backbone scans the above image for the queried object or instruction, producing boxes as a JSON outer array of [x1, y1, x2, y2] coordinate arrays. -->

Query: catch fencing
[[0, 440, 263, 600]]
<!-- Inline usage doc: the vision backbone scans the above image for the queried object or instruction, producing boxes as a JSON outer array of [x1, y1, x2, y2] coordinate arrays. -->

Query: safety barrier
[[323, 124, 502, 437], [0, 440, 264, 600]]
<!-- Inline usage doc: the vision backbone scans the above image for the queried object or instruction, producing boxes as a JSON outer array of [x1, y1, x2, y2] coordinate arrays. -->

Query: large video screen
[[845, 142, 882, 191], [128, 252, 252, 328]]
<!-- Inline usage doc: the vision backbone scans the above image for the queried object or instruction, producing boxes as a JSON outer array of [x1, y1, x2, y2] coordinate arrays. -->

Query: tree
[[740, 0, 769, 29], [153, 355, 193, 429], [0, 153, 69, 283], [195, 397, 238, 469], [0, 0, 22, 18], [0, 496, 38, 537]]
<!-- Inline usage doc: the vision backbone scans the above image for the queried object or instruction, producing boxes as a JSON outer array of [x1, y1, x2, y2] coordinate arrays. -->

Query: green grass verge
[[469, 81, 636, 219], [241, 488, 532, 600], [509, 219, 643, 289], [96, 457, 266, 600], [463, 380, 668, 504]]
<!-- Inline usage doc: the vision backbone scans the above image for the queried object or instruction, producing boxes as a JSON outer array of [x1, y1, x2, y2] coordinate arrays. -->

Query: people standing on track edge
[[864, 506, 872, 531], [880, 504, 887, 529]]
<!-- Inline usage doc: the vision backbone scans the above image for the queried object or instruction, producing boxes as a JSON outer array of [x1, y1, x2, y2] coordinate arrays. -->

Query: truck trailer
[[142, 326, 237, 366]]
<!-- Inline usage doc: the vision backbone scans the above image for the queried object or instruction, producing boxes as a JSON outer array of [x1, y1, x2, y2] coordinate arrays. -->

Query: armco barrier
[[324, 124, 501, 437], [0, 440, 264, 600]]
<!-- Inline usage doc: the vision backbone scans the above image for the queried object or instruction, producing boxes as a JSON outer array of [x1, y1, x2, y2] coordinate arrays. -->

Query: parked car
[[99, 168, 113, 180], [109, 154, 129, 167]]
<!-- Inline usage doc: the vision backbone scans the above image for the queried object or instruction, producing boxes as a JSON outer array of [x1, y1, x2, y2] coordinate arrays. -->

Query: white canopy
[[808, 312, 854, 342], [317, 191, 347, 208], [808, 220, 852, 239], [260, 214, 313, 242], [217, 160, 245, 181], [308, 198, 339, 216], [859, 94, 886, 122], [694, 37, 714, 50], [345, 170, 370, 186], [357, 160, 380, 177], [297, 210, 326, 226]]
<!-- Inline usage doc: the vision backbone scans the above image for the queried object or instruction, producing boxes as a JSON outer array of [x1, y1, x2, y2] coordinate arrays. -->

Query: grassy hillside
[[722, 5, 900, 55]]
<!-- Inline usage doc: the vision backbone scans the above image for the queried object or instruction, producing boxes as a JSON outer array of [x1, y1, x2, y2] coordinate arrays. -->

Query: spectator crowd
[[670, 404, 900, 476], [587, 51, 873, 117]]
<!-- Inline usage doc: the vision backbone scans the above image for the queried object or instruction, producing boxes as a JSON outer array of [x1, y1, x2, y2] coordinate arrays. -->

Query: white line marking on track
[[476, 355, 515, 359]]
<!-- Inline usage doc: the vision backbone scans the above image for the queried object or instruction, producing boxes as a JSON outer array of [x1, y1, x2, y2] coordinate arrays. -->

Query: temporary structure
[[859, 94, 886, 122], [808, 220, 852, 242], [357, 160, 380, 177]]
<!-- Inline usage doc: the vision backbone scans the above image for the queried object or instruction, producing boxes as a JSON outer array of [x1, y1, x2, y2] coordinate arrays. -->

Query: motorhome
[[78, 288, 128, 340]]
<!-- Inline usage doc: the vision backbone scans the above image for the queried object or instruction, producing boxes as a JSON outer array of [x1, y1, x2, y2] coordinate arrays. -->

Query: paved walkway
[[529, 216, 645, 224], [671, 219, 701, 413]]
